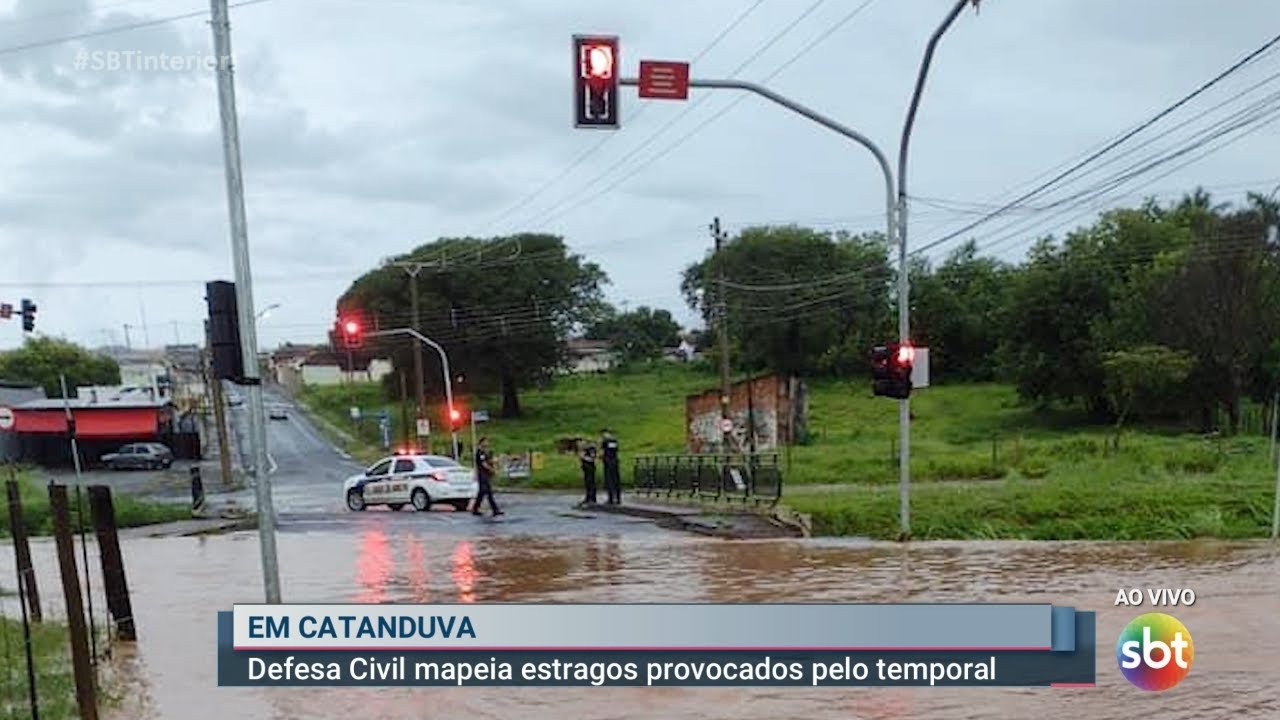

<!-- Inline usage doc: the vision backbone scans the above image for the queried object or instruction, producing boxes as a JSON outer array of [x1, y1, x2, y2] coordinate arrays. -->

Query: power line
[[509, 0, 855, 233], [914, 28, 1280, 257], [527, 0, 880, 231], [474, 0, 773, 235], [0, 0, 273, 58]]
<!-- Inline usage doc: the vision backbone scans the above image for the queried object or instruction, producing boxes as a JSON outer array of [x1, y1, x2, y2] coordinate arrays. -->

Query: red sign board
[[638, 61, 690, 100]]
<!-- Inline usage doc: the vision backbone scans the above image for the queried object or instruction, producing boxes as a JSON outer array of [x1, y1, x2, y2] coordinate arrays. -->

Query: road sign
[[0, 406, 13, 430], [416, 418, 430, 437], [472, 410, 489, 423], [638, 60, 690, 100], [720, 418, 733, 433], [911, 347, 930, 388]]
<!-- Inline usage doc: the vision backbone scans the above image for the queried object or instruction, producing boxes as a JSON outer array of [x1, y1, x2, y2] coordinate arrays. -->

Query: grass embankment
[[1, 470, 190, 539], [0, 613, 121, 719], [297, 365, 1277, 540]]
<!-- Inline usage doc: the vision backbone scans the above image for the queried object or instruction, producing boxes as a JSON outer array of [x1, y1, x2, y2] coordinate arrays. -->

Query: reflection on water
[[2, 530, 1277, 719]]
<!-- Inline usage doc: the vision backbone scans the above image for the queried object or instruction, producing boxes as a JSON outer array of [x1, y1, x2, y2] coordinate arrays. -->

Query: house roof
[[567, 338, 613, 354], [19, 397, 170, 410], [300, 351, 378, 372]]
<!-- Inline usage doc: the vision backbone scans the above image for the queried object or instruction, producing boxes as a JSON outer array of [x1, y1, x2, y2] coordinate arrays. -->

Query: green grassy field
[[297, 364, 1278, 540], [0, 612, 123, 719], [1, 471, 190, 539]]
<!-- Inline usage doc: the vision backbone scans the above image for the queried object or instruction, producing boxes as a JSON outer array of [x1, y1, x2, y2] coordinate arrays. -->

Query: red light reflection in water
[[405, 533, 430, 602], [451, 541, 477, 603], [354, 528, 393, 603]]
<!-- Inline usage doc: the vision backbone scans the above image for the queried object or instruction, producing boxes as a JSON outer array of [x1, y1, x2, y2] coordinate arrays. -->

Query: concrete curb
[[585, 501, 804, 539]]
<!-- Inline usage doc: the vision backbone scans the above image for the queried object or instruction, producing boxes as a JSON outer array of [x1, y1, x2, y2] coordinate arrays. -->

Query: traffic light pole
[[209, 0, 281, 603], [620, 74, 900, 531], [366, 328, 458, 460], [897, 0, 980, 540]]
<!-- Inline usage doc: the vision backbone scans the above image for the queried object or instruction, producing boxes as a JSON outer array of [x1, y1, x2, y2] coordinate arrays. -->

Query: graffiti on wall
[[684, 374, 807, 454]]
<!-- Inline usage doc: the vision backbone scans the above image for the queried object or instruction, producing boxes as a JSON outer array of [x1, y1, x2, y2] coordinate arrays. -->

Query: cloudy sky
[[0, 0, 1277, 352]]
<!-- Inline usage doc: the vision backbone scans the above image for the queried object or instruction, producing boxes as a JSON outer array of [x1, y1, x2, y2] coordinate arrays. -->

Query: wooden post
[[88, 486, 136, 642], [48, 484, 99, 720], [6, 475, 41, 623]]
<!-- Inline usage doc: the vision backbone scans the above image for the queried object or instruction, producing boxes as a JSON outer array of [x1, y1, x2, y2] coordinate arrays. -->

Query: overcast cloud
[[0, 0, 1277, 351]]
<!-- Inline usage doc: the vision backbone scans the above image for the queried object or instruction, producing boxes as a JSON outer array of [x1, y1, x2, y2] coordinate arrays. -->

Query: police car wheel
[[387, 503, 405, 511], [346, 489, 366, 512], [411, 488, 430, 511]]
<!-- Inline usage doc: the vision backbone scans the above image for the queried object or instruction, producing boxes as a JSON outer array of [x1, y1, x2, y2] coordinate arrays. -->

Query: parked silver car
[[101, 442, 174, 470]]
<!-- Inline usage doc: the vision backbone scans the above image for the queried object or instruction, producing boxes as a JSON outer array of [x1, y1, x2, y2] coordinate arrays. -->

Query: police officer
[[579, 437, 598, 505], [471, 436, 503, 517], [601, 429, 621, 505]]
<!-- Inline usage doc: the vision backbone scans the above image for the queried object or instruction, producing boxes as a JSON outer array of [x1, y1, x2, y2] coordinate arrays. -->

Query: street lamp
[[256, 303, 281, 321]]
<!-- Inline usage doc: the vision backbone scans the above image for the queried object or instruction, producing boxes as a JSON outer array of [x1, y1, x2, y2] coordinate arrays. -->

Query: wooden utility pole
[[712, 218, 732, 454], [88, 486, 136, 641], [206, 321, 234, 486], [6, 473, 41, 622], [48, 484, 99, 720]]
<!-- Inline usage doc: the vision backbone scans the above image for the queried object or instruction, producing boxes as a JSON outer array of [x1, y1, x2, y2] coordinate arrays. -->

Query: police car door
[[390, 458, 417, 503], [363, 458, 394, 502]]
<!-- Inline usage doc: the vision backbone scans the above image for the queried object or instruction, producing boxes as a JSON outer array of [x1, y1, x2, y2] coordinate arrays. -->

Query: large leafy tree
[[339, 234, 607, 418], [910, 240, 1012, 381], [0, 337, 120, 397], [680, 226, 892, 377], [586, 305, 682, 363]]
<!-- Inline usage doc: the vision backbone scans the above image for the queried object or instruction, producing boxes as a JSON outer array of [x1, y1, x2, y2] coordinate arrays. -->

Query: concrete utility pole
[[209, 0, 280, 603], [895, 0, 978, 540], [387, 261, 435, 432], [712, 217, 732, 454], [59, 375, 83, 483]]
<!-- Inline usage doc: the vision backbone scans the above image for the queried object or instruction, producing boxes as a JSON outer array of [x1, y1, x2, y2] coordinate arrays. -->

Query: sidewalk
[[581, 498, 806, 539]]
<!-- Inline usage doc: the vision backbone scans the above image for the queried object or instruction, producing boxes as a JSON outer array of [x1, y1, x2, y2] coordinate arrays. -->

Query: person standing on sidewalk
[[601, 429, 622, 505], [579, 437, 598, 505], [471, 436, 503, 517]]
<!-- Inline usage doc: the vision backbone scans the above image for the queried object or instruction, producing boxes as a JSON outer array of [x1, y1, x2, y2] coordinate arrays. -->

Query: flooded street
[[3, 528, 1277, 719]]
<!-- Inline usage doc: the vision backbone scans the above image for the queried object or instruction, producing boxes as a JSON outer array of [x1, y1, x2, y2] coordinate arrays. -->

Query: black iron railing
[[630, 453, 782, 505]]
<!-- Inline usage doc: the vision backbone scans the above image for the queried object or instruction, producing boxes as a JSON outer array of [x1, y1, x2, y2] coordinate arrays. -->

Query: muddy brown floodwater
[[2, 529, 1277, 719]]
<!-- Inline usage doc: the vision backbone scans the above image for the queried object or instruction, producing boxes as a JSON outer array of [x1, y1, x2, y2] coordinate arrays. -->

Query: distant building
[[267, 344, 393, 390], [564, 339, 617, 374], [664, 339, 698, 362], [0, 380, 46, 463]]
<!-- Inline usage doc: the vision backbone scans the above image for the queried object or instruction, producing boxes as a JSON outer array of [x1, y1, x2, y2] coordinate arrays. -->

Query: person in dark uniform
[[601, 429, 621, 505], [471, 437, 503, 516], [579, 437, 598, 505]]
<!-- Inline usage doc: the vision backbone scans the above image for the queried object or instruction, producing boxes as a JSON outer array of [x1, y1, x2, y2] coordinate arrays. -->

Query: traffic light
[[339, 317, 363, 349], [573, 34, 619, 128], [19, 299, 36, 332], [871, 342, 914, 399], [205, 281, 244, 381], [448, 407, 463, 433]]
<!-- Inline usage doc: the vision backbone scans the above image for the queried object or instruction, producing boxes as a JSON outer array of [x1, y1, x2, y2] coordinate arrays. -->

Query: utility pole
[[895, 0, 977, 540], [122, 324, 132, 350], [388, 262, 432, 428], [205, 321, 234, 486], [209, 0, 280, 604], [712, 217, 732, 455]]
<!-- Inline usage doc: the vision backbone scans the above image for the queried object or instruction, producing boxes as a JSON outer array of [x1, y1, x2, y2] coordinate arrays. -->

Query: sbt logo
[[1115, 612, 1194, 691]]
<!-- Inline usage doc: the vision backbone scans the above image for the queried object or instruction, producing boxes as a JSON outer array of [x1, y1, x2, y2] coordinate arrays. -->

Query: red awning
[[12, 408, 160, 438]]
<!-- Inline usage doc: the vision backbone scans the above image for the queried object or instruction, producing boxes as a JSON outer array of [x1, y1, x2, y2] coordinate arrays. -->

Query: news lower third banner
[[218, 604, 1096, 687]]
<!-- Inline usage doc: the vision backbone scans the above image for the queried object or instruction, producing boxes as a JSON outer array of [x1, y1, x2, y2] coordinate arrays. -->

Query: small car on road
[[343, 453, 477, 512], [268, 405, 288, 420], [101, 442, 175, 470]]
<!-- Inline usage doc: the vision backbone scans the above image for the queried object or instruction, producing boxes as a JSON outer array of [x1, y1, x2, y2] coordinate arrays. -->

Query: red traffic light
[[449, 408, 462, 422], [337, 315, 364, 348], [896, 343, 915, 366], [343, 320, 359, 336], [583, 43, 614, 80]]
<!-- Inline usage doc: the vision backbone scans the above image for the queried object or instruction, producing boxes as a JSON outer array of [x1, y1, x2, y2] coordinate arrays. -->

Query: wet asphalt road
[[224, 386, 667, 537]]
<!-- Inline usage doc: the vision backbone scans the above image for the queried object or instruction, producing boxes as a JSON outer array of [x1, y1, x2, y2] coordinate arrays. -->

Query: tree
[[910, 240, 1012, 381], [681, 226, 892, 377], [340, 234, 607, 418], [1101, 345, 1195, 438], [586, 305, 682, 363], [0, 336, 120, 397]]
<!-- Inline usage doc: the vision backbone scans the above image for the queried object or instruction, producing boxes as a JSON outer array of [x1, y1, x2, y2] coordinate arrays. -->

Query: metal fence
[[630, 453, 783, 505]]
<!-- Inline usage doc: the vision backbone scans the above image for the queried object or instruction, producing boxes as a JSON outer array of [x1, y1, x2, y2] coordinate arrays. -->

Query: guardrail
[[630, 453, 783, 505]]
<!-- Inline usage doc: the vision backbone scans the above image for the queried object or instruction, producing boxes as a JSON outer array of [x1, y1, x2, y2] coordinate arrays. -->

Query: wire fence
[[2, 473, 136, 720]]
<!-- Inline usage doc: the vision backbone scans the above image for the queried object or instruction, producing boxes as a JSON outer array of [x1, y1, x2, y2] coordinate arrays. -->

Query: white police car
[[343, 453, 477, 512]]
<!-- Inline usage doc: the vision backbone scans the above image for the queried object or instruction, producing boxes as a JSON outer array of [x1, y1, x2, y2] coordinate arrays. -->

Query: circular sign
[[720, 418, 733, 433], [0, 406, 14, 430]]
